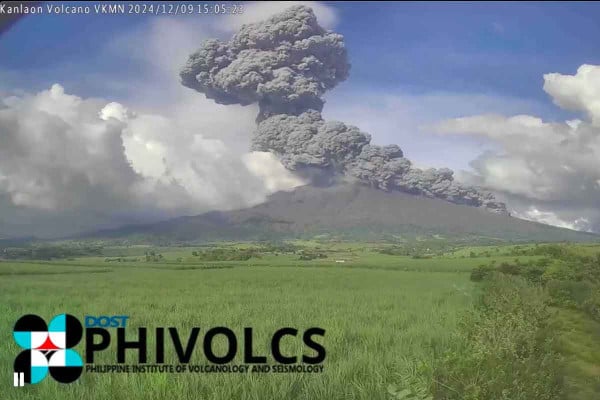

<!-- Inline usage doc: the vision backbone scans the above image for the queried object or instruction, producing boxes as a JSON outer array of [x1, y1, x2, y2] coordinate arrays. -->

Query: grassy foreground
[[1, 241, 599, 399], [1, 257, 472, 400]]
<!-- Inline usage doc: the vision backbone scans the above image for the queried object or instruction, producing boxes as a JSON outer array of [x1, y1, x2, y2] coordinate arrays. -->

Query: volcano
[[87, 184, 597, 243]]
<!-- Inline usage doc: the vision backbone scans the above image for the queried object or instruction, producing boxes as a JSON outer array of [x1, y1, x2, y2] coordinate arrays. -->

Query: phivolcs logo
[[13, 314, 84, 387], [11, 313, 326, 387]]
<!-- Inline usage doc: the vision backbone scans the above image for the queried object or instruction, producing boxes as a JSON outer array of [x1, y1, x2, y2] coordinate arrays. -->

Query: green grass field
[[1, 242, 599, 399]]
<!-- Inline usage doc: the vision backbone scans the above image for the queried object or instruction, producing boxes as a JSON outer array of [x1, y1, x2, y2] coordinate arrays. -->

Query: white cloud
[[543, 64, 600, 126], [513, 207, 591, 232], [99, 102, 133, 122], [0, 85, 303, 237], [120, 108, 304, 210], [323, 90, 546, 171], [243, 152, 307, 193], [0, 84, 134, 211], [434, 64, 600, 232]]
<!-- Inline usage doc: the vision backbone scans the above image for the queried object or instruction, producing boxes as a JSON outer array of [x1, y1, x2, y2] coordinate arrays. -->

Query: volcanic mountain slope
[[88, 184, 597, 243]]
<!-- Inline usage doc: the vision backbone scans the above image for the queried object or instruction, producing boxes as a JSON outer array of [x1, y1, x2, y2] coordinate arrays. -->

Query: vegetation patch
[[432, 273, 564, 400]]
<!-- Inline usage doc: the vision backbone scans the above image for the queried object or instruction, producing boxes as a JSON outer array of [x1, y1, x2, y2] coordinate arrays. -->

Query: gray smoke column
[[180, 5, 507, 213]]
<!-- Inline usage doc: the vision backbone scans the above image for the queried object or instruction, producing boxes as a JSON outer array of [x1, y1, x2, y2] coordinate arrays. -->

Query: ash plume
[[180, 5, 507, 213]]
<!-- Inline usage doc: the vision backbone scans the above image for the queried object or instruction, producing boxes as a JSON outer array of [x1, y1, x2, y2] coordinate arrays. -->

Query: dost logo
[[13, 314, 84, 387]]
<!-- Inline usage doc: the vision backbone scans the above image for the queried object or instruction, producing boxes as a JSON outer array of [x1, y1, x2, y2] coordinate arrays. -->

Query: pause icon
[[13, 372, 24, 387]]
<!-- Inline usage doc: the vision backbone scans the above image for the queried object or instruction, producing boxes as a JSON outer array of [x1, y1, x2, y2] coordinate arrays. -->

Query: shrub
[[521, 265, 545, 284], [470, 264, 494, 282], [582, 291, 600, 321], [433, 274, 564, 400], [498, 262, 521, 275], [542, 264, 577, 282], [536, 257, 551, 267], [298, 251, 327, 260], [193, 248, 261, 261], [546, 279, 594, 309]]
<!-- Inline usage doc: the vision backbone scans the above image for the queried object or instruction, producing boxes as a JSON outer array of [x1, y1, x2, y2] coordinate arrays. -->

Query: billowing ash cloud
[[180, 5, 348, 121], [180, 5, 507, 213]]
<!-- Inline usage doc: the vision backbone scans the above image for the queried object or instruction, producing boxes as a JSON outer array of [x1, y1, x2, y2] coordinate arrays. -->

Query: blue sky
[[335, 2, 600, 101], [3, 2, 600, 108]]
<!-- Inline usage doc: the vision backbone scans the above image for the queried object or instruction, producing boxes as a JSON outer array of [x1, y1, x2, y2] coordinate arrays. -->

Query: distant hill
[[0, 236, 38, 246], [84, 184, 598, 243]]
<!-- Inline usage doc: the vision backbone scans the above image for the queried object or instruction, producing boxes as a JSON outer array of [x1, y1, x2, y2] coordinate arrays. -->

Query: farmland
[[1, 241, 599, 399]]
